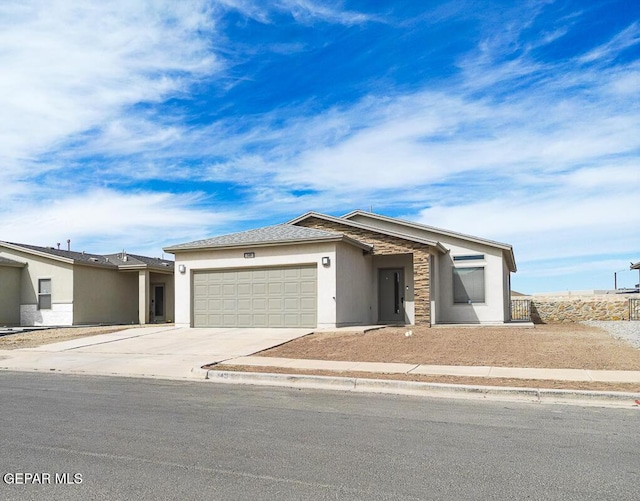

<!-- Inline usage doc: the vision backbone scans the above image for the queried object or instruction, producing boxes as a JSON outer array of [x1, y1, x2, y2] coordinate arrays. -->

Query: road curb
[[205, 370, 640, 408]]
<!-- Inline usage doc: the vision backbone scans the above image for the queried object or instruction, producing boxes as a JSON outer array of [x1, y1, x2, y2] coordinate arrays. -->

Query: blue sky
[[1, 0, 639, 293]]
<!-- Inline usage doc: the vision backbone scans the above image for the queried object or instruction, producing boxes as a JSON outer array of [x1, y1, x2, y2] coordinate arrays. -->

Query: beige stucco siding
[[173, 242, 338, 328], [0, 266, 21, 325], [436, 241, 506, 324], [0, 249, 75, 325], [335, 242, 373, 326], [73, 265, 138, 324]]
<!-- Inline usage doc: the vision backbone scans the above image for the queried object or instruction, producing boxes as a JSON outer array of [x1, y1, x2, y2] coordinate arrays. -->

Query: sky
[[1, 0, 639, 294]]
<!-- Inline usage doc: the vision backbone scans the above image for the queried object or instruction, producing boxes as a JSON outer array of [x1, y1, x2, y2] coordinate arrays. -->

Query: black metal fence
[[630, 299, 640, 321], [510, 299, 531, 322]]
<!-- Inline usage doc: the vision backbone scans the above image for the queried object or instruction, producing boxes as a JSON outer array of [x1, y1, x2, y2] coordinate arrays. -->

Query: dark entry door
[[378, 268, 405, 323]]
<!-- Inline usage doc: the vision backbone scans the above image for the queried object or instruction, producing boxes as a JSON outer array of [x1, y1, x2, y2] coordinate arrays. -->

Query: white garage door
[[193, 266, 317, 328]]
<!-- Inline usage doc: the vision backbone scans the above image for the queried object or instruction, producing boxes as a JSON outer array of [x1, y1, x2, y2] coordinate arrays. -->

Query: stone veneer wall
[[295, 217, 431, 325], [528, 295, 633, 323]]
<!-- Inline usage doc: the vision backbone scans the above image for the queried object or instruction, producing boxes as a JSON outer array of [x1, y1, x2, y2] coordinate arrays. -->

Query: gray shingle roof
[[165, 224, 346, 251], [0, 242, 173, 271]]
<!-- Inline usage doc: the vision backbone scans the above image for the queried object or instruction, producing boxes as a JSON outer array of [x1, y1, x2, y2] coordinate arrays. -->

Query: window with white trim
[[453, 267, 485, 304], [38, 279, 52, 310]]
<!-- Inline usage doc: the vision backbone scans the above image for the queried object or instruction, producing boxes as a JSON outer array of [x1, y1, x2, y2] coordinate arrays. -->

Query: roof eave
[[0, 260, 26, 268], [0, 242, 75, 265], [165, 234, 371, 254]]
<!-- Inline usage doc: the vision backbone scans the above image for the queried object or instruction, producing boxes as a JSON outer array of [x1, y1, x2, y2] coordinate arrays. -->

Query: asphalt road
[[0, 373, 638, 500]]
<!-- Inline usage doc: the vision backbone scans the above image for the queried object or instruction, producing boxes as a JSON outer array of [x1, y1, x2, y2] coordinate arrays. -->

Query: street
[[1, 372, 638, 500]]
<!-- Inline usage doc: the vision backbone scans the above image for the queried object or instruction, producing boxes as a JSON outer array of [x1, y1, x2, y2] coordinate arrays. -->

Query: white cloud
[[0, 189, 240, 255], [0, 0, 217, 171]]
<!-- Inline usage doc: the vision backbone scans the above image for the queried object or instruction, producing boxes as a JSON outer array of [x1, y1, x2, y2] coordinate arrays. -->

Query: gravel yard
[[584, 320, 640, 349]]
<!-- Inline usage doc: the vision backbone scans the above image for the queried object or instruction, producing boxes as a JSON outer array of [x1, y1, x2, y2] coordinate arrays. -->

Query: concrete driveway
[[0, 326, 311, 380]]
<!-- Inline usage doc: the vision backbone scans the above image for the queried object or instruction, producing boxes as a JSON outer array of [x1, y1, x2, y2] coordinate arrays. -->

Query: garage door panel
[[268, 298, 282, 309], [252, 298, 267, 311], [300, 297, 315, 309], [284, 297, 299, 309], [300, 267, 316, 279], [268, 269, 284, 279], [193, 266, 316, 328], [237, 299, 251, 311]]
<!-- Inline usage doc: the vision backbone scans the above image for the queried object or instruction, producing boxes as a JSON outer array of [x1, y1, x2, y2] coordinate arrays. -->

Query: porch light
[[322, 257, 330, 267], [178, 264, 186, 274]]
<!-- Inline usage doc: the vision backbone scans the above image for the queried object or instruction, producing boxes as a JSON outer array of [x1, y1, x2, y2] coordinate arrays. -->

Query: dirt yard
[[0, 325, 139, 350], [258, 324, 640, 371]]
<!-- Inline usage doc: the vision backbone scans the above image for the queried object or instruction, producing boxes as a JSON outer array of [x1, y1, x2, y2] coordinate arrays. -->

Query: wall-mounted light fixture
[[321, 256, 330, 267], [178, 264, 186, 274]]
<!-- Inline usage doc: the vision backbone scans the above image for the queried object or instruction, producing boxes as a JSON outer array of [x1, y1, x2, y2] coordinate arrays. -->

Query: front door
[[152, 284, 165, 323], [378, 269, 405, 323]]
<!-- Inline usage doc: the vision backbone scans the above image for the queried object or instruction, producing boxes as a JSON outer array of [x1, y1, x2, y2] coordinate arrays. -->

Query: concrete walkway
[[219, 356, 640, 383]]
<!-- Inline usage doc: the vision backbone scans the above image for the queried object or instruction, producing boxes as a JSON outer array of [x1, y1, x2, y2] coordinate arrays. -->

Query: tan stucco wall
[[335, 242, 373, 325], [73, 265, 138, 324], [0, 248, 75, 325], [0, 266, 22, 325], [172, 242, 339, 328], [0, 250, 74, 305], [436, 244, 507, 324]]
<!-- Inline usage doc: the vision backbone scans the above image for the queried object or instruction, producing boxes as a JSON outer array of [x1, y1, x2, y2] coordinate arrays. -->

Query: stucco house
[[164, 211, 516, 328], [0, 242, 174, 327]]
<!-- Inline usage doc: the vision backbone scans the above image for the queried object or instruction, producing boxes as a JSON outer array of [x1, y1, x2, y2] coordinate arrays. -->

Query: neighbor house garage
[[165, 211, 517, 328]]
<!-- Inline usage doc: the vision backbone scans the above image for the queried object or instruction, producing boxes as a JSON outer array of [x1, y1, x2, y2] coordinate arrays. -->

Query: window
[[453, 254, 484, 262], [38, 279, 52, 310], [453, 267, 485, 304]]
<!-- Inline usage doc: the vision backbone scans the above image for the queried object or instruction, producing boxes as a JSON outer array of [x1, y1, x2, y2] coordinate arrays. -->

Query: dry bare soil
[[0, 326, 138, 350], [258, 323, 640, 370], [216, 323, 640, 392]]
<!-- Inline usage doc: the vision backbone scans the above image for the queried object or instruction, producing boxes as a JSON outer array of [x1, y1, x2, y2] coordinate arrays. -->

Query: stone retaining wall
[[526, 295, 634, 323]]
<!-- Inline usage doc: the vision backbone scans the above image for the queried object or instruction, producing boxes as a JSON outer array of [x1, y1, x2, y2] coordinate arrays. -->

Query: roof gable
[[288, 210, 516, 272], [287, 211, 447, 252]]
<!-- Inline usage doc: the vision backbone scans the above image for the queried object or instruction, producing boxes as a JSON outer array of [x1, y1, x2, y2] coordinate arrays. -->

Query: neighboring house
[[0, 242, 174, 327], [164, 211, 516, 328]]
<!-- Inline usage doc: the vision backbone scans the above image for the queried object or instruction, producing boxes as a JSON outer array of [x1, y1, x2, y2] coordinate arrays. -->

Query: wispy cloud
[[1, 1, 637, 292]]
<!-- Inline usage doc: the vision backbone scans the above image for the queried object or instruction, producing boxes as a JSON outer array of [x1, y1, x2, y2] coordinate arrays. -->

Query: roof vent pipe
[[57, 243, 60, 250], [67, 239, 71, 251]]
